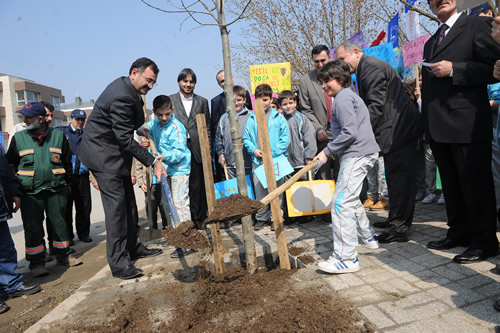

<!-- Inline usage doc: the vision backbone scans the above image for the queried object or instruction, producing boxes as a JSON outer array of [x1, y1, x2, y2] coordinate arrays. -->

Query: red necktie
[[324, 91, 332, 123]]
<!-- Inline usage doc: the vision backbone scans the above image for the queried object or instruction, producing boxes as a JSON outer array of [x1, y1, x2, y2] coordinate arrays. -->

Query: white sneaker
[[318, 256, 359, 274], [358, 235, 379, 249], [437, 194, 445, 205], [422, 193, 437, 204]]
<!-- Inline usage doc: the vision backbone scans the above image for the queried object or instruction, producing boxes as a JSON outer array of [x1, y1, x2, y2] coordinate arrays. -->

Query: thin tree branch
[[399, 0, 439, 22]]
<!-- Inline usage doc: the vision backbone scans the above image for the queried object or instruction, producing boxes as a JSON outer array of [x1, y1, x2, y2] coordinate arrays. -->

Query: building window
[[26, 90, 40, 103], [16, 91, 25, 106], [51, 96, 61, 110]]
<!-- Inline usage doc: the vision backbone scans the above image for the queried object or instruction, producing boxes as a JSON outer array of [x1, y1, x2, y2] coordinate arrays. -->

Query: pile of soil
[[288, 246, 306, 256], [205, 194, 263, 224], [162, 220, 210, 249], [54, 266, 373, 333], [298, 254, 315, 265]]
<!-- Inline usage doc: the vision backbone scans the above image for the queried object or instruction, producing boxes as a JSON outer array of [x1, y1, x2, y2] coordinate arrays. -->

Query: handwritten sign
[[250, 62, 291, 94], [401, 34, 430, 66], [362, 42, 395, 68]]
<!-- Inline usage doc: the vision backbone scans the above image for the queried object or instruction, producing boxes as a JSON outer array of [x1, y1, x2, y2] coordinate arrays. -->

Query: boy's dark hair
[[233, 85, 246, 98], [153, 95, 173, 110], [311, 45, 329, 58], [402, 78, 417, 101], [129, 57, 159, 75], [177, 68, 197, 83], [272, 97, 279, 106], [41, 101, 54, 112], [317, 60, 352, 88], [278, 90, 296, 106], [254, 84, 273, 98]]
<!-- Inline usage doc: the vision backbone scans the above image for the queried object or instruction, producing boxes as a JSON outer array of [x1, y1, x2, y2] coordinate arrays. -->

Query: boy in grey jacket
[[315, 60, 380, 274], [279, 90, 317, 224], [215, 85, 253, 179]]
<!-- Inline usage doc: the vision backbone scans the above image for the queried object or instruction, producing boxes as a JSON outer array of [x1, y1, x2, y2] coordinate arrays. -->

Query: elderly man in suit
[[170, 68, 211, 229], [421, 0, 500, 263], [78, 57, 166, 280], [299, 45, 336, 181], [335, 41, 421, 244]]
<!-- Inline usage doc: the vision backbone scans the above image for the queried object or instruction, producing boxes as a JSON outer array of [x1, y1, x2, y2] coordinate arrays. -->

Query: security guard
[[6, 102, 82, 277]]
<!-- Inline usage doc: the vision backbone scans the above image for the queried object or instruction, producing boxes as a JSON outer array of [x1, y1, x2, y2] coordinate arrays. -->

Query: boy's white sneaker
[[358, 235, 379, 249], [318, 256, 359, 274]]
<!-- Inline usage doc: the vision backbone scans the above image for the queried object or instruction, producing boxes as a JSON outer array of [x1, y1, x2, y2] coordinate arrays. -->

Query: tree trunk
[[216, 0, 257, 274]]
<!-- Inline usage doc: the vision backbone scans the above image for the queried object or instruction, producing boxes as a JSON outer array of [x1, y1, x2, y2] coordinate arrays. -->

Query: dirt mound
[[205, 194, 263, 224], [288, 246, 306, 256], [298, 254, 315, 265], [162, 221, 210, 249]]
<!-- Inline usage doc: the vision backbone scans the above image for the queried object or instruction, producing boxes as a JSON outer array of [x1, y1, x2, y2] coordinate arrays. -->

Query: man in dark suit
[[79, 58, 165, 279], [335, 41, 421, 243], [170, 68, 211, 229], [422, 0, 500, 263], [210, 70, 252, 182], [299, 45, 336, 181]]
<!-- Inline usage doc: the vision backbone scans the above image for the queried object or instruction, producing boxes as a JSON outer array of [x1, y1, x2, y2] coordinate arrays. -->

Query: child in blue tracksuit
[[141, 95, 191, 224], [315, 60, 380, 274], [243, 84, 290, 230]]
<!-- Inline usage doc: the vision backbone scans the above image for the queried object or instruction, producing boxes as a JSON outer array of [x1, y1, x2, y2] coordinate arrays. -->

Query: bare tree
[[141, 0, 259, 273], [231, 0, 437, 88]]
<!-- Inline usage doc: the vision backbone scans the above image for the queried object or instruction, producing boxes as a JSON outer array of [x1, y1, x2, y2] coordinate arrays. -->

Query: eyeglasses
[[145, 78, 157, 88]]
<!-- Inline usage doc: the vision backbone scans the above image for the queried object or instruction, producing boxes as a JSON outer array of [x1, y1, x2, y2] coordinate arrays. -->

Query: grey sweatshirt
[[324, 88, 379, 158], [283, 110, 317, 168]]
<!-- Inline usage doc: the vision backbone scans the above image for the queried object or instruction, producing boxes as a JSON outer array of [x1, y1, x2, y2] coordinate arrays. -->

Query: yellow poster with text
[[250, 62, 291, 94]]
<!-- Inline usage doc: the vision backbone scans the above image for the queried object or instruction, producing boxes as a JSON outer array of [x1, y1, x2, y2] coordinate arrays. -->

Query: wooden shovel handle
[[260, 158, 319, 206]]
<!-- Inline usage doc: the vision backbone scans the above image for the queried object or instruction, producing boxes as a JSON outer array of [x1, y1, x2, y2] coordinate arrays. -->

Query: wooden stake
[[308, 170, 316, 212], [223, 164, 229, 180], [196, 114, 225, 274], [254, 99, 290, 270]]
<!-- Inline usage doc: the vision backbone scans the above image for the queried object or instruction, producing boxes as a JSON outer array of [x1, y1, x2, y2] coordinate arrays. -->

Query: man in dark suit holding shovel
[[79, 57, 166, 279]]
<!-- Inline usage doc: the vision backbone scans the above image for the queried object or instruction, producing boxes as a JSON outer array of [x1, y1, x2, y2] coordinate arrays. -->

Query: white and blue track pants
[[331, 153, 378, 261]]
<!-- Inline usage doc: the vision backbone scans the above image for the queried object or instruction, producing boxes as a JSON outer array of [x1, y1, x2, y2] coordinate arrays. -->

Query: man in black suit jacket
[[210, 70, 252, 182], [170, 68, 211, 228], [422, 0, 500, 263], [336, 41, 421, 243], [79, 58, 166, 279]]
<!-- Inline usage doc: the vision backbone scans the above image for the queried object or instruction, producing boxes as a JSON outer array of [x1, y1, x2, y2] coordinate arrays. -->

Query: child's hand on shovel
[[153, 158, 167, 180]]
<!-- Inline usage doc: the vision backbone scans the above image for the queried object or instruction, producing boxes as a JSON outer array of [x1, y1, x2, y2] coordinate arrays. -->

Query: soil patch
[[162, 221, 210, 249], [51, 265, 373, 333], [288, 246, 306, 256], [298, 254, 315, 265], [205, 194, 263, 224]]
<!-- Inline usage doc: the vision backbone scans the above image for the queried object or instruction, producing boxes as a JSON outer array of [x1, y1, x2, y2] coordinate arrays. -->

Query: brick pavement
[[227, 201, 500, 332]]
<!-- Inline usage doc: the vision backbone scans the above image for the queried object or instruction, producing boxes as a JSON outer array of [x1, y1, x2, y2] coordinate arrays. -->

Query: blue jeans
[[0, 221, 23, 295]]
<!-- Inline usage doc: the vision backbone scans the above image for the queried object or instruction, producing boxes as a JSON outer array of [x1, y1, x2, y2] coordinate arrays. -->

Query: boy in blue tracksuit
[[315, 60, 380, 274], [243, 84, 290, 230], [279, 90, 317, 224], [139, 95, 194, 258]]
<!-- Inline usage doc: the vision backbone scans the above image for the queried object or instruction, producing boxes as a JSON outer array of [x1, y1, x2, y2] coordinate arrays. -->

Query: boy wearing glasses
[[315, 60, 380, 274]]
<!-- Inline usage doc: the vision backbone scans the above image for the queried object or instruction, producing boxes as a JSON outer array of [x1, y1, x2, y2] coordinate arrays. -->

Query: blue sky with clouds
[[0, 0, 244, 108]]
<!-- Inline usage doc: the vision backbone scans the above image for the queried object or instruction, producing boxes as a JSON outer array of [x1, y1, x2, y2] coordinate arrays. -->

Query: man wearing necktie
[[422, 0, 500, 263]]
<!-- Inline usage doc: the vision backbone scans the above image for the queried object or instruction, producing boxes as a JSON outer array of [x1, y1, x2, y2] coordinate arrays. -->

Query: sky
[[0, 0, 244, 108]]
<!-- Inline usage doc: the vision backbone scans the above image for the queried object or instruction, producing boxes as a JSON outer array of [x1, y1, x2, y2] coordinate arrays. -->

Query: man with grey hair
[[335, 41, 421, 243]]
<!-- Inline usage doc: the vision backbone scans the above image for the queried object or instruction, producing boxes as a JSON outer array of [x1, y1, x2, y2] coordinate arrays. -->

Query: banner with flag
[[388, 13, 399, 48], [403, 9, 420, 41], [362, 42, 395, 68]]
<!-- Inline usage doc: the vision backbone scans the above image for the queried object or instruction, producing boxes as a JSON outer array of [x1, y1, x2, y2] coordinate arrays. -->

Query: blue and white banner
[[388, 13, 399, 48]]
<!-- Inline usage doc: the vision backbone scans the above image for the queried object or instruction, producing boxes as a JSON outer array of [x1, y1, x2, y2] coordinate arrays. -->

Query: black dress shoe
[[9, 283, 41, 298], [427, 238, 467, 250], [372, 221, 388, 229], [170, 247, 196, 258], [134, 247, 163, 259], [452, 248, 497, 264], [377, 232, 409, 243], [79, 235, 93, 243], [112, 265, 143, 280]]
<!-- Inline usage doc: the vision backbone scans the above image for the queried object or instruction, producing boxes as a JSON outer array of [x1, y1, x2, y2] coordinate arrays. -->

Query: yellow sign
[[250, 62, 291, 94]]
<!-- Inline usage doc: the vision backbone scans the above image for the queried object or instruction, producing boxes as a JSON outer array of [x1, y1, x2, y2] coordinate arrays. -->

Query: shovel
[[205, 158, 321, 223]]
